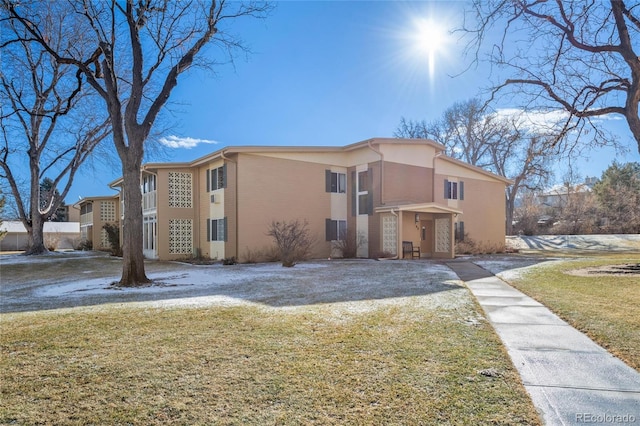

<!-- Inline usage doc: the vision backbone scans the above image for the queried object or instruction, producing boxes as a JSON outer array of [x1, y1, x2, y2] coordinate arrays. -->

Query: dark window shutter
[[223, 217, 228, 242], [444, 179, 449, 199], [367, 168, 374, 215], [326, 219, 335, 241], [351, 171, 356, 216], [207, 219, 210, 242], [206, 169, 210, 192], [325, 170, 332, 192], [222, 164, 227, 189], [460, 221, 464, 241], [459, 181, 464, 200]]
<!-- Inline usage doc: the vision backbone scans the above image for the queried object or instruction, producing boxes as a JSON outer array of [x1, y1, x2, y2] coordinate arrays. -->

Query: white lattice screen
[[381, 214, 397, 255], [168, 172, 193, 208], [169, 219, 193, 254]]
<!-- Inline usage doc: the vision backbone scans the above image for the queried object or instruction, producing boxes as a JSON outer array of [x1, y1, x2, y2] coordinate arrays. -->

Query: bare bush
[[332, 229, 366, 259], [456, 235, 505, 255], [267, 220, 315, 267]]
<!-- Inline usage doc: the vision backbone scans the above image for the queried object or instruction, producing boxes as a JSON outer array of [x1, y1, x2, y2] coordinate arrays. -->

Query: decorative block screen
[[435, 218, 451, 253], [169, 219, 193, 254], [100, 228, 110, 249], [168, 172, 193, 208], [100, 201, 117, 222], [381, 214, 397, 255]]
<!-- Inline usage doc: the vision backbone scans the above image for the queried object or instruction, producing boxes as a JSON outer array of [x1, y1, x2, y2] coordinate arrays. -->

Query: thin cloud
[[494, 108, 621, 133], [158, 135, 218, 149]]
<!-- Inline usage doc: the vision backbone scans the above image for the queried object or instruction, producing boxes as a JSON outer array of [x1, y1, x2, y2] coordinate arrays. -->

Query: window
[[142, 174, 156, 194], [455, 221, 465, 242], [325, 170, 346, 193], [445, 180, 464, 200], [208, 217, 227, 242], [207, 165, 226, 192], [80, 203, 92, 215], [358, 194, 369, 215], [325, 219, 347, 241], [358, 171, 368, 192]]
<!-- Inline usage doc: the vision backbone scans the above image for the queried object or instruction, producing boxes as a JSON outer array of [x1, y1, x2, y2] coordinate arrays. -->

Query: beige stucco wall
[[234, 153, 334, 261], [434, 161, 507, 249]]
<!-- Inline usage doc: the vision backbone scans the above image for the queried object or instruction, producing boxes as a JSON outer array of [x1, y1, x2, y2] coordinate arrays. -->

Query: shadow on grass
[[1, 258, 465, 313]]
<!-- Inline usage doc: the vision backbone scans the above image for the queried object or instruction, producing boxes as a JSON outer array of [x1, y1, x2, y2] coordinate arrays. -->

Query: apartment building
[[97, 138, 510, 261], [75, 195, 120, 250]]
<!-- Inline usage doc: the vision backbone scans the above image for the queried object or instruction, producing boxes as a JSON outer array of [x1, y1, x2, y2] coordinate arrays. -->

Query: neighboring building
[[74, 195, 120, 250], [104, 138, 511, 261], [0, 221, 80, 251], [537, 182, 594, 210]]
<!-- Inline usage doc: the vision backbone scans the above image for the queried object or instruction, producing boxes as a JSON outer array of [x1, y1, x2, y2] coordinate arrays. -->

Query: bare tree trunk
[[118, 153, 150, 286], [24, 215, 47, 255]]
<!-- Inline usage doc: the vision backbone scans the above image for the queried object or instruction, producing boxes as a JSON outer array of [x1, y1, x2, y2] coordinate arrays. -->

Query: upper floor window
[[207, 165, 226, 192], [444, 179, 464, 200], [358, 170, 369, 192], [80, 203, 92, 215], [142, 174, 156, 194], [325, 170, 346, 193]]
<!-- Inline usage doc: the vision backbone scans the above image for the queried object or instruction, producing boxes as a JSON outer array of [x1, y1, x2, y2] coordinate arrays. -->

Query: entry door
[[420, 220, 433, 256]]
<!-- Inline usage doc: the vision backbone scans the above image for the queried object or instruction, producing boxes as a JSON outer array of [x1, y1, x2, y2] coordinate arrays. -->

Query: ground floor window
[[143, 215, 157, 251], [326, 219, 347, 241], [208, 217, 227, 242]]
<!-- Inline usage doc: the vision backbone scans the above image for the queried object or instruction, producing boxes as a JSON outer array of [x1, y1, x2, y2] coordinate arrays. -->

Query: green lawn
[[0, 294, 540, 424], [501, 254, 640, 372]]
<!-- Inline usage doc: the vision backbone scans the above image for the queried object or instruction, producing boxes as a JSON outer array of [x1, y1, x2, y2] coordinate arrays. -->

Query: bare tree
[[464, 0, 640, 154], [267, 220, 315, 267], [395, 98, 499, 169], [0, 9, 110, 255], [396, 99, 557, 235], [4, 0, 271, 285]]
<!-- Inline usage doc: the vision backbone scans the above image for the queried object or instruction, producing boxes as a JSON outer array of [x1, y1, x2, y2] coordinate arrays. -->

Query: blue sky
[[68, 0, 637, 203]]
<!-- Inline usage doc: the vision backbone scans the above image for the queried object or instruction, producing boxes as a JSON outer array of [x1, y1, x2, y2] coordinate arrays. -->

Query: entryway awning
[[376, 202, 463, 215]]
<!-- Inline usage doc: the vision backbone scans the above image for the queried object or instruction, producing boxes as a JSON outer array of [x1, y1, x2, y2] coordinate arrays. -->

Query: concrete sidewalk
[[447, 261, 640, 426]]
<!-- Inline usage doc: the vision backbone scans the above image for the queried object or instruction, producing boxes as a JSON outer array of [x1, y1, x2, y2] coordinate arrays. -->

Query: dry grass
[[501, 253, 640, 371], [1, 301, 540, 424]]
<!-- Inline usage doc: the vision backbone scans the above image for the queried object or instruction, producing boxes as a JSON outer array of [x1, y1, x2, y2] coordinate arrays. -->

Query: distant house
[[0, 221, 80, 251], [90, 138, 510, 261], [537, 182, 594, 210]]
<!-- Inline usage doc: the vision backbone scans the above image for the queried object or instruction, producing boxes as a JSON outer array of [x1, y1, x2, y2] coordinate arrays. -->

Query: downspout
[[366, 140, 385, 205], [220, 150, 238, 259]]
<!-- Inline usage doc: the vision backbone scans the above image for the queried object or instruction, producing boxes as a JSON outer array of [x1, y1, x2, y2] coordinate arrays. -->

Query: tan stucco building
[[75, 195, 120, 250], [89, 138, 510, 261]]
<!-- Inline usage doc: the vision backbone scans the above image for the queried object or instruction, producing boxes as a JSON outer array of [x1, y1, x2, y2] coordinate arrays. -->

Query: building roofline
[[108, 138, 509, 185], [439, 155, 514, 185]]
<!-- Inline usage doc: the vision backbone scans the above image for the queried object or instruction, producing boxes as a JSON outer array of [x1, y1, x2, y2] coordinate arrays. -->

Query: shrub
[[267, 219, 315, 267], [102, 222, 122, 257], [455, 235, 505, 255], [222, 257, 237, 265], [332, 229, 366, 258], [44, 233, 60, 251], [75, 238, 93, 251]]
